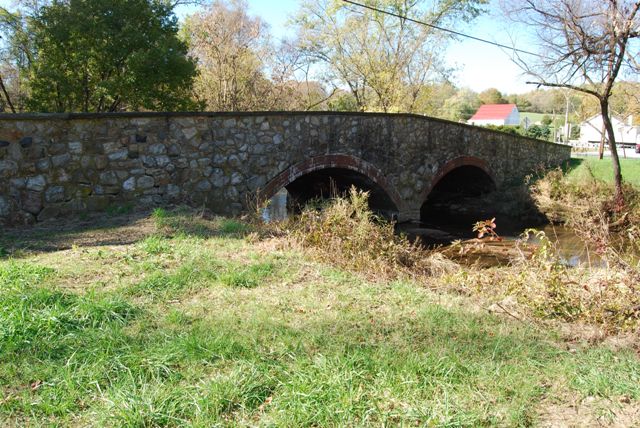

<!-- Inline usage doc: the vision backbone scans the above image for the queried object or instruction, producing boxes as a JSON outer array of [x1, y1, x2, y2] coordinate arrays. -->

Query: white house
[[468, 104, 520, 126], [579, 114, 639, 145]]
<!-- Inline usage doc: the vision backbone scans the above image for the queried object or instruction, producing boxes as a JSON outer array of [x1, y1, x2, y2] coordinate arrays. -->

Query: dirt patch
[[0, 210, 156, 254], [538, 396, 640, 427]]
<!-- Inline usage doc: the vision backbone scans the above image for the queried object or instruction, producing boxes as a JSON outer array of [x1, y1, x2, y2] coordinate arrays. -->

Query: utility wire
[[340, 0, 545, 59]]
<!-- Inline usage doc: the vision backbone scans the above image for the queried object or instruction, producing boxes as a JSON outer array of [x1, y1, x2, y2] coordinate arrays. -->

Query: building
[[579, 114, 639, 146], [468, 104, 520, 126]]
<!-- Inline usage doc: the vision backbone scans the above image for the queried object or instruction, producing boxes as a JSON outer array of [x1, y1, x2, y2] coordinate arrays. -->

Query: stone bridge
[[0, 112, 571, 225]]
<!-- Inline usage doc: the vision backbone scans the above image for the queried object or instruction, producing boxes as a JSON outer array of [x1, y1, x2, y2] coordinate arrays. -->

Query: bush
[[288, 188, 457, 280]]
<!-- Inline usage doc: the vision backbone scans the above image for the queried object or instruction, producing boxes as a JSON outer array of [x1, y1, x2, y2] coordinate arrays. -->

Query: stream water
[[398, 222, 604, 268], [263, 189, 609, 268]]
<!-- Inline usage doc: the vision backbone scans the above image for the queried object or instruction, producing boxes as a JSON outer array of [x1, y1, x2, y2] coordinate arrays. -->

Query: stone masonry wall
[[0, 112, 571, 225]]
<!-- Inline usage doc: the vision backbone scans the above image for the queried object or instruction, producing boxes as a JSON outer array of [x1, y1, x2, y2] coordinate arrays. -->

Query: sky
[[1, 0, 534, 94], [182, 0, 533, 94]]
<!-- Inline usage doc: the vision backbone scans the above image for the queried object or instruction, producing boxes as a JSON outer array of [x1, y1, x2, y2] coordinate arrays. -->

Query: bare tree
[[504, 0, 640, 205]]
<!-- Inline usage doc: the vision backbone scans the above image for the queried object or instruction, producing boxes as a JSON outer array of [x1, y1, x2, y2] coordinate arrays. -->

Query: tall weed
[[288, 188, 457, 280]]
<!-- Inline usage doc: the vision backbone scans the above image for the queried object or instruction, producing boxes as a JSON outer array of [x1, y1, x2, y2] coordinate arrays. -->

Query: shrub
[[288, 187, 457, 280]]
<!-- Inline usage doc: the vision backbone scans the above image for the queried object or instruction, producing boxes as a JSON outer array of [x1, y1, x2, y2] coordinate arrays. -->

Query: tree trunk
[[600, 100, 624, 206], [0, 75, 16, 113], [598, 121, 606, 160]]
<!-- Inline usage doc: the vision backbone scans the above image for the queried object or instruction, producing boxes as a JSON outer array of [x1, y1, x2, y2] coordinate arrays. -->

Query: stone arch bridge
[[0, 112, 570, 225]]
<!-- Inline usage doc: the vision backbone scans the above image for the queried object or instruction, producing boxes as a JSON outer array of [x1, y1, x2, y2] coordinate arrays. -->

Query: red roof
[[470, 104, 517, 120]]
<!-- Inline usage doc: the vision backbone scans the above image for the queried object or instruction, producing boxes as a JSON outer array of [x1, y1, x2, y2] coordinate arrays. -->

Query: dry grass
[[286, 188, 458, 281]]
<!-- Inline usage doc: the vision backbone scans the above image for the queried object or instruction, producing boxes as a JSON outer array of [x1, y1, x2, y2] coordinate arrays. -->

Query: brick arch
[[419, 156, 495, 203], [260, 154, 403, 211]]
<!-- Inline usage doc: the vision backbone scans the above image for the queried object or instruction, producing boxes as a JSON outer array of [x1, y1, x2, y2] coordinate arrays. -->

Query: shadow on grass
[[562, 157, 584, 174], [0, 206, 252, 257]]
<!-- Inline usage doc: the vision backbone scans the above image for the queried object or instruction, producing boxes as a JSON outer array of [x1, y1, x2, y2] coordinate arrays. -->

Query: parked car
[[636, 143, 640, 153]]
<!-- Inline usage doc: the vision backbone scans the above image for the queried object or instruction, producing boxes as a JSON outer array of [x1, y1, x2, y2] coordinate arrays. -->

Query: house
[[468, 104, 520, 126], [579, 114, 639, 146]]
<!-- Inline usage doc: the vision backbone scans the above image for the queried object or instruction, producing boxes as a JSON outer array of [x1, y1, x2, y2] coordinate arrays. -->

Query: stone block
[[0, 160, 18, 177], [45, 186, 65, 203], [0, 196, 9, 217], [51, 153, 71, 167], [68, 141, 83, 154], [100, 171, 119, 186], [26, 175, 47, 192], [122, 177, 136, 192], [148, 143, 166, 155], [196, 179, 212, 191], [22, 191, 43, 214], [137, 175, 155, 189], [108, 149, 128, 161]]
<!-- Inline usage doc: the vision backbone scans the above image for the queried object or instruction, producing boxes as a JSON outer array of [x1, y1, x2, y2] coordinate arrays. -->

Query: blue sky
[[1, 0, 532, 94], [180, 0, 532, 94]]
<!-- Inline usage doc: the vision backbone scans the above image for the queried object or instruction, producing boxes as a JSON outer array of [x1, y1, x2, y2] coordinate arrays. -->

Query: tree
[[441, 87, 480, 121], [182, 0, 274, 111], [25, 0, 197, 112], [0, 6, 33, 112], [293, 0, 487, 113], [478, 87, 507, 104], [504, 0, 640, 205]]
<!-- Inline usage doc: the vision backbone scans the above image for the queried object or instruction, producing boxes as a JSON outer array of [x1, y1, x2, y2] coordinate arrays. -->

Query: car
[[636, 143, 640, 153]]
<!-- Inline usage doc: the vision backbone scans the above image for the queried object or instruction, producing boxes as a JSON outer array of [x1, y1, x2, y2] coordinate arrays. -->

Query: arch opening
[[420, 165, 496, 229], [263, 167, 399, 221]]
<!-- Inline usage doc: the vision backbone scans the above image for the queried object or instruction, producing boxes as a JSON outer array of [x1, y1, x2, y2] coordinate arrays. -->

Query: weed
[[289, 187, 457, 280], [220, 262, 274, 288], [140, 235, 171, 255], [219, 218, 249, 236], [106, 203, 134, 216]]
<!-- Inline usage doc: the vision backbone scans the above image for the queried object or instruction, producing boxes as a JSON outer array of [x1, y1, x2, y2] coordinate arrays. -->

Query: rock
[[10, 178, 26, 190], [137, 175, 155, 189], [196, 179, 212, 191], [26, 175, 47, 192], [45, 186, 65, 203], [122, 177, 136, 192], [94, 155, 108, 170], [36, 158, 51, 171], [183, 127, 197, 140], [100, 171, 119, 186], [19, 137, 33, 148], [0, 160, 18, 177], [22, 191, 43, 214], [68, 141, 83, 154], [0, 196, 10, 217], [148, 143, 166, 155], [166, 184, 181, 199], [230, 172, 243, 185], [108, 149, 128, 161], [155, 155, 171, 168], [51, 153, 71, 167], [141, 155, 157, 168]]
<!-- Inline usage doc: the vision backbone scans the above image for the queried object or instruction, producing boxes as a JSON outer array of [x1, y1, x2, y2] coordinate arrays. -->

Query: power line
[[340, 0, 545, 59]]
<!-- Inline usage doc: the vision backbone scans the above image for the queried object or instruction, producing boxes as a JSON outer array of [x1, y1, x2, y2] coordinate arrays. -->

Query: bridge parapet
[[0, 112, 571, 225]]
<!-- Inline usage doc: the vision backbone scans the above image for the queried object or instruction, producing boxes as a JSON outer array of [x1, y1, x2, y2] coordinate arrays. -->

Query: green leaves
[[26, 0, 197, 112]]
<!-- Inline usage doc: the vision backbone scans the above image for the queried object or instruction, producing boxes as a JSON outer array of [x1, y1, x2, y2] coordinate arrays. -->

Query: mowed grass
[[568, 156, 640, 187], [1, 210, 639, 426]]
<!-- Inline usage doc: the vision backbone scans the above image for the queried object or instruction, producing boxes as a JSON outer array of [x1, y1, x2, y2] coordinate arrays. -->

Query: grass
[[568, 156, 640, 187], [1, 210, 639, 426]]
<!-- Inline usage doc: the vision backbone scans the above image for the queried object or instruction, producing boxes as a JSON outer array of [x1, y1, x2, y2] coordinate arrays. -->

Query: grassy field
[[567, 157, 640, 187], [1, 210, 639, 426]]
